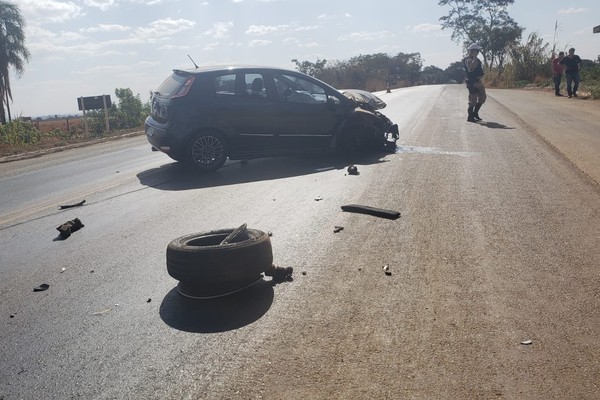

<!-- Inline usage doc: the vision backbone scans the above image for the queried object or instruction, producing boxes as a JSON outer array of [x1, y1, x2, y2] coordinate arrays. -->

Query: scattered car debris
[[301, 271, 307, 276], [33, 284, 49, 292], [56, 217, 84, 239], [383, 265, 392, 276], [265, 265, 294, 283], [10, 314, 15, 318], [58, 200, 86, 209], [315, 196, 323, 201], [268, 231, 273, 237], [146, 298, 152, 303], [521, 339, 533, 345], [61, 268, 66, 273], [341, 204, 401, 220], [347, 165, 359, 175], [93, 308, 112, 315], [334, 226, 344, 233]]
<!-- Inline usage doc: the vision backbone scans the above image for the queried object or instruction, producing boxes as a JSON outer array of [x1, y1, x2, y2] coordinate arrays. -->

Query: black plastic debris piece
[[56, 217, 84, 239], [341, 204, 400, 220], [347, 165, 359, 175], [265, 265, 294, 283], [146, 298, 152, 303], [33, 284, 50, 292], [333, 226, 344, 233], [58, 200, 86, 209]]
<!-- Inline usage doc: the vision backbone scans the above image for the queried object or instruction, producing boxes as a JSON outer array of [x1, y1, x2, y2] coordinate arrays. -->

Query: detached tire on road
[[166, 228, 273, 298]]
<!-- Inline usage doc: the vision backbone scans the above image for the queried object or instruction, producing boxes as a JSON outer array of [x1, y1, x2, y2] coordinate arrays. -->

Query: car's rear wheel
[[186, 131, 229, 171]]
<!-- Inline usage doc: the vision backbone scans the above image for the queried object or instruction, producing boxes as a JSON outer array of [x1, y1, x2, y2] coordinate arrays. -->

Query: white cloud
[[249, 39, 272, 47], [246, 24, 316, 36], [82, 24, 132, 33], [204, 42, 220, 51], [19, 0, 83, 24], [204, 22, 234, 39], [135, 18, 196, 39], [558, 8, 588, 14], [338, 31, 394, 42], [412, 23, 442, 33], [246, 25, 290, 35], [83, 0, 117, 11], [129, 0, 168, 4]]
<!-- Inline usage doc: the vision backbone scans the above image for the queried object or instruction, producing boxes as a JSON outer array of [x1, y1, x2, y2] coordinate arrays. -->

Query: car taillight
[[172, 76, 195, 98]]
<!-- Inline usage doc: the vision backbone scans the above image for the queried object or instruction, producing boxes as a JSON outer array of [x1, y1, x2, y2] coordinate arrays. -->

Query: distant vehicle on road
[[145, 65, 398, 171]]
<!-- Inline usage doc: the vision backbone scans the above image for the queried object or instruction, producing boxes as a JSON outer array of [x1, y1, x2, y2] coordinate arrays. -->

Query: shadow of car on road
[[137, 152, 390, 191], [159, 279, 275, 333]]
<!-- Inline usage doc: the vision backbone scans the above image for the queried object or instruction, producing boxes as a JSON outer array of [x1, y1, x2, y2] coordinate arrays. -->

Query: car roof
[[173, 65, 301, 75]]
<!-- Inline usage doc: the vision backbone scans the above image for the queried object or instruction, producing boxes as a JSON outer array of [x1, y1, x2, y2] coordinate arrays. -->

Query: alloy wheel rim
[[191, 135, 224, 167]]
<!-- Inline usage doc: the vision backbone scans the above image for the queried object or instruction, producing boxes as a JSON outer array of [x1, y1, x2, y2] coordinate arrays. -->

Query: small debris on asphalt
[[61, 268, 66, 273], [314, 196, 323, 201], [333, 226, 344, 233], [301, 271, 307, 275], [341, 204, 400, 220], [347, 165, 359, 175], [56, 217, 84, 240], [10, 314, 15, 318], [268, 231, 273, 237], [265, 265, 294, 283], [90, 270, 95, 273], [383, 265, 392, 276], [146, 298, 152, 303], [58, 200, 86, 209], [33, 284, 50, 292], [93, 308, 112, 315], [521, 339, 533, 345]]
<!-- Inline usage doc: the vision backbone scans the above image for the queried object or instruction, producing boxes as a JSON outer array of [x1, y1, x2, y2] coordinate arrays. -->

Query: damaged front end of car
[[338, 89, 399, 153]]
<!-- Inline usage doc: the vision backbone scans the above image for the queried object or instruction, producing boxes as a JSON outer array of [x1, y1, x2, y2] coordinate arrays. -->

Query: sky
[[8, 0, 600, 117]]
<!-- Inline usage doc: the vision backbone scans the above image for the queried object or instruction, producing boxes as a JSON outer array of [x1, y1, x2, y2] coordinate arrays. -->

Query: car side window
[[214, 74, 236, 97], [244, 73, 267, 99], [274, 74, 338, 105]]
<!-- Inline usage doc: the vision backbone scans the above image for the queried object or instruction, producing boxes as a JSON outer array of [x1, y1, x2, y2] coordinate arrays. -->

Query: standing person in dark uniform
[[560, 48, 582, 98], [551, 51, 565, 96], [463, 43, 486, 122]]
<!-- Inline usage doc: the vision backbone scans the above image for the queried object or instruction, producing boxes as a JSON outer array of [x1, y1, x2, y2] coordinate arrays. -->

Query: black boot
[[473, 103, 483, 121], [467, 106, 476, 122]]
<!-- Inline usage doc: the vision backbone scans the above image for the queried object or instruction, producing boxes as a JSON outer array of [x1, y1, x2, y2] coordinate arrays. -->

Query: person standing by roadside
[[463, 43, 486, 122], [560, 48, 582, 98], [551, 51, 565, 96]]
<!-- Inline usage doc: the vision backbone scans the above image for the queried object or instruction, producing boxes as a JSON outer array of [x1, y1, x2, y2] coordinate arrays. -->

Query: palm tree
[[0, 0, 30, 124]]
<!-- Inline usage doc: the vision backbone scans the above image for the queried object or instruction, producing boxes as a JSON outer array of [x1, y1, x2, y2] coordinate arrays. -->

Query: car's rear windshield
[[156, 72, 191, 96]]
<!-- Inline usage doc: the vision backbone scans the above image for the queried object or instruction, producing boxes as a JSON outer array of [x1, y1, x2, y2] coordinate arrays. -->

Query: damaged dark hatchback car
[[145, 65, 398, 171]]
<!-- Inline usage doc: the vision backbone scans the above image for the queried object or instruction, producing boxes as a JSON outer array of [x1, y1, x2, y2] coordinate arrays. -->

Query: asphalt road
[[1, 85, 599, 399]]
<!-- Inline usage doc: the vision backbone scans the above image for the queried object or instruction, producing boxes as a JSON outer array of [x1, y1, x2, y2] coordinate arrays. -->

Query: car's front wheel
[[186, 131, 229, 171]]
